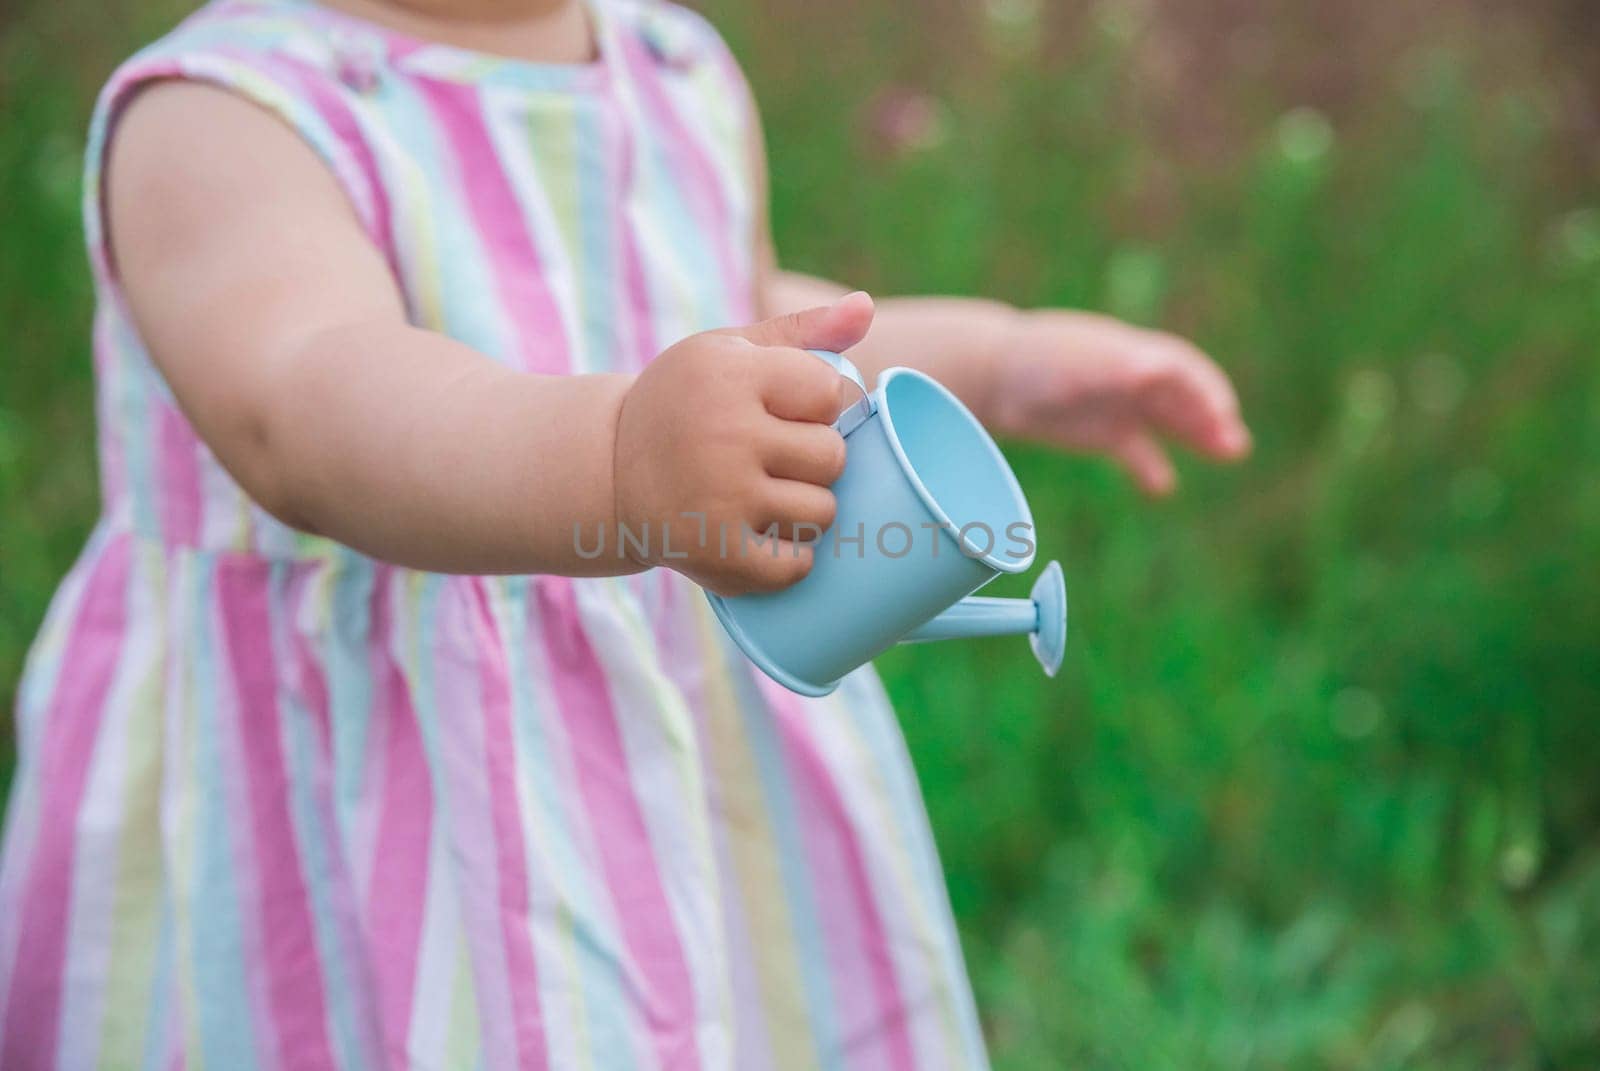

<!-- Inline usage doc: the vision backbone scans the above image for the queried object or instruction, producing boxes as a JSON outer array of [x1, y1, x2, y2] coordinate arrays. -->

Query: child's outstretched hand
[[613, 293, 875, 597], [763, 277, 1250, 499], [982, 310, 1252, 496]]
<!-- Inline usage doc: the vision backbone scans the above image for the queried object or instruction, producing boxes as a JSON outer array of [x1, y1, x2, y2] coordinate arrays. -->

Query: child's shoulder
[[85, 3, 388, 262]]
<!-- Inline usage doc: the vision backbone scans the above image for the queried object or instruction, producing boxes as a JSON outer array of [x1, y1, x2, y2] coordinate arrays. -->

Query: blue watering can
[[707, 351, 1068, 698]]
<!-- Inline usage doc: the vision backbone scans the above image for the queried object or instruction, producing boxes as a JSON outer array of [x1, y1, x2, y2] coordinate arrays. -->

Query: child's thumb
[[722, 291, 875, 352]]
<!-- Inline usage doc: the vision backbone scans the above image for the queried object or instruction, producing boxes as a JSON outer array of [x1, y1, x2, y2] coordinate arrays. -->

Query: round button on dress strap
[[331, 32, 384, 94]]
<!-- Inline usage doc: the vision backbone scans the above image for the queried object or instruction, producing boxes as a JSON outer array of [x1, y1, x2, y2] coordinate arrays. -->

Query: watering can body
[[707, 352, 1066, 697]]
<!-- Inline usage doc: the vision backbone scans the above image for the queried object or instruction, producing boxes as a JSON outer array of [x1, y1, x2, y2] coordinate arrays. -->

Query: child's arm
[[110, 83, 864, 591], [744, 98, 1250, 496]]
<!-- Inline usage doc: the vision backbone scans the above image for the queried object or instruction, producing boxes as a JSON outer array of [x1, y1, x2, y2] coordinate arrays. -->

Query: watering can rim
[[874, 366, 1035, 575]]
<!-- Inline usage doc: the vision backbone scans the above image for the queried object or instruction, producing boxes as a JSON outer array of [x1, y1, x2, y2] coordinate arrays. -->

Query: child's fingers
[[1110, 431, 1178, 496], [761, 421, 848, 486], [752, 479, 838, 542], [722, 291, 875, 353], [1135, 340, 1252, 459], [758, 347, 852, 424], [1137, 366, 1237, 455], [712, 538, 817, 596]]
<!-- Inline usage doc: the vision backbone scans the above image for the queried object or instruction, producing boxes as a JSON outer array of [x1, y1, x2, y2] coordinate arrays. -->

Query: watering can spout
[[903, 561, 1068, 677]]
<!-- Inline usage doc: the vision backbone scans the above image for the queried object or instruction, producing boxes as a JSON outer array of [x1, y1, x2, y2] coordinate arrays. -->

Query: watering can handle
[[807, 350, 876, 439]]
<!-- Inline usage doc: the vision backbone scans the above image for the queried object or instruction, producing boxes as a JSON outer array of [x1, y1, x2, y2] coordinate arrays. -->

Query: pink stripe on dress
[[420, 81, 571, 375], [91, 312, 128, 513], [0, 534, 132, 1070], [536, 577, 702, 1070], [769, 687, 917, 1071], [216, 557, 338, 1071], [605, 103, 659, 372], [258, 53, 400, 280], [157, 402, 202, 548], [430, 585, 522, 1071], [363, 570, 434, 1066], [423, 75, 661, 1062], [468, 583, 550, 1071], [615, 32, 746, 319], [282, 575, 389, 1071]]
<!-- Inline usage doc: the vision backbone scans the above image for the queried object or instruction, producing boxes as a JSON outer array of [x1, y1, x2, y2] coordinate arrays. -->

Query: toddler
[[0, 0, 1250, 1067]]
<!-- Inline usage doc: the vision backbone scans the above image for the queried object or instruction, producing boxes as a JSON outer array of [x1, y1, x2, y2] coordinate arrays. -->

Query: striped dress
[[0, 1, 991, 1068]]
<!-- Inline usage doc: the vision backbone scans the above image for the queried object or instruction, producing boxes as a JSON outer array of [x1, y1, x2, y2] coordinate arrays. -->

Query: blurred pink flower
[[864, 87, 949, 158]]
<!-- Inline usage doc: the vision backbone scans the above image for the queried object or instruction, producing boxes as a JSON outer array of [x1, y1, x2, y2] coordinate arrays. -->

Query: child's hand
[[613, 293, 876, 596], [986, 310, 1252, 496]]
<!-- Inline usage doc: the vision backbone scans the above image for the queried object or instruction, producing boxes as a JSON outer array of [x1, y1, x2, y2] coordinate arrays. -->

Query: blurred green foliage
[[4, 0, 1600, 1067]]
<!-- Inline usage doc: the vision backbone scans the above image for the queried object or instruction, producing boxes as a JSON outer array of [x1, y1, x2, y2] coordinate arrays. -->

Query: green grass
[[5, 1, 1600, 1067]]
